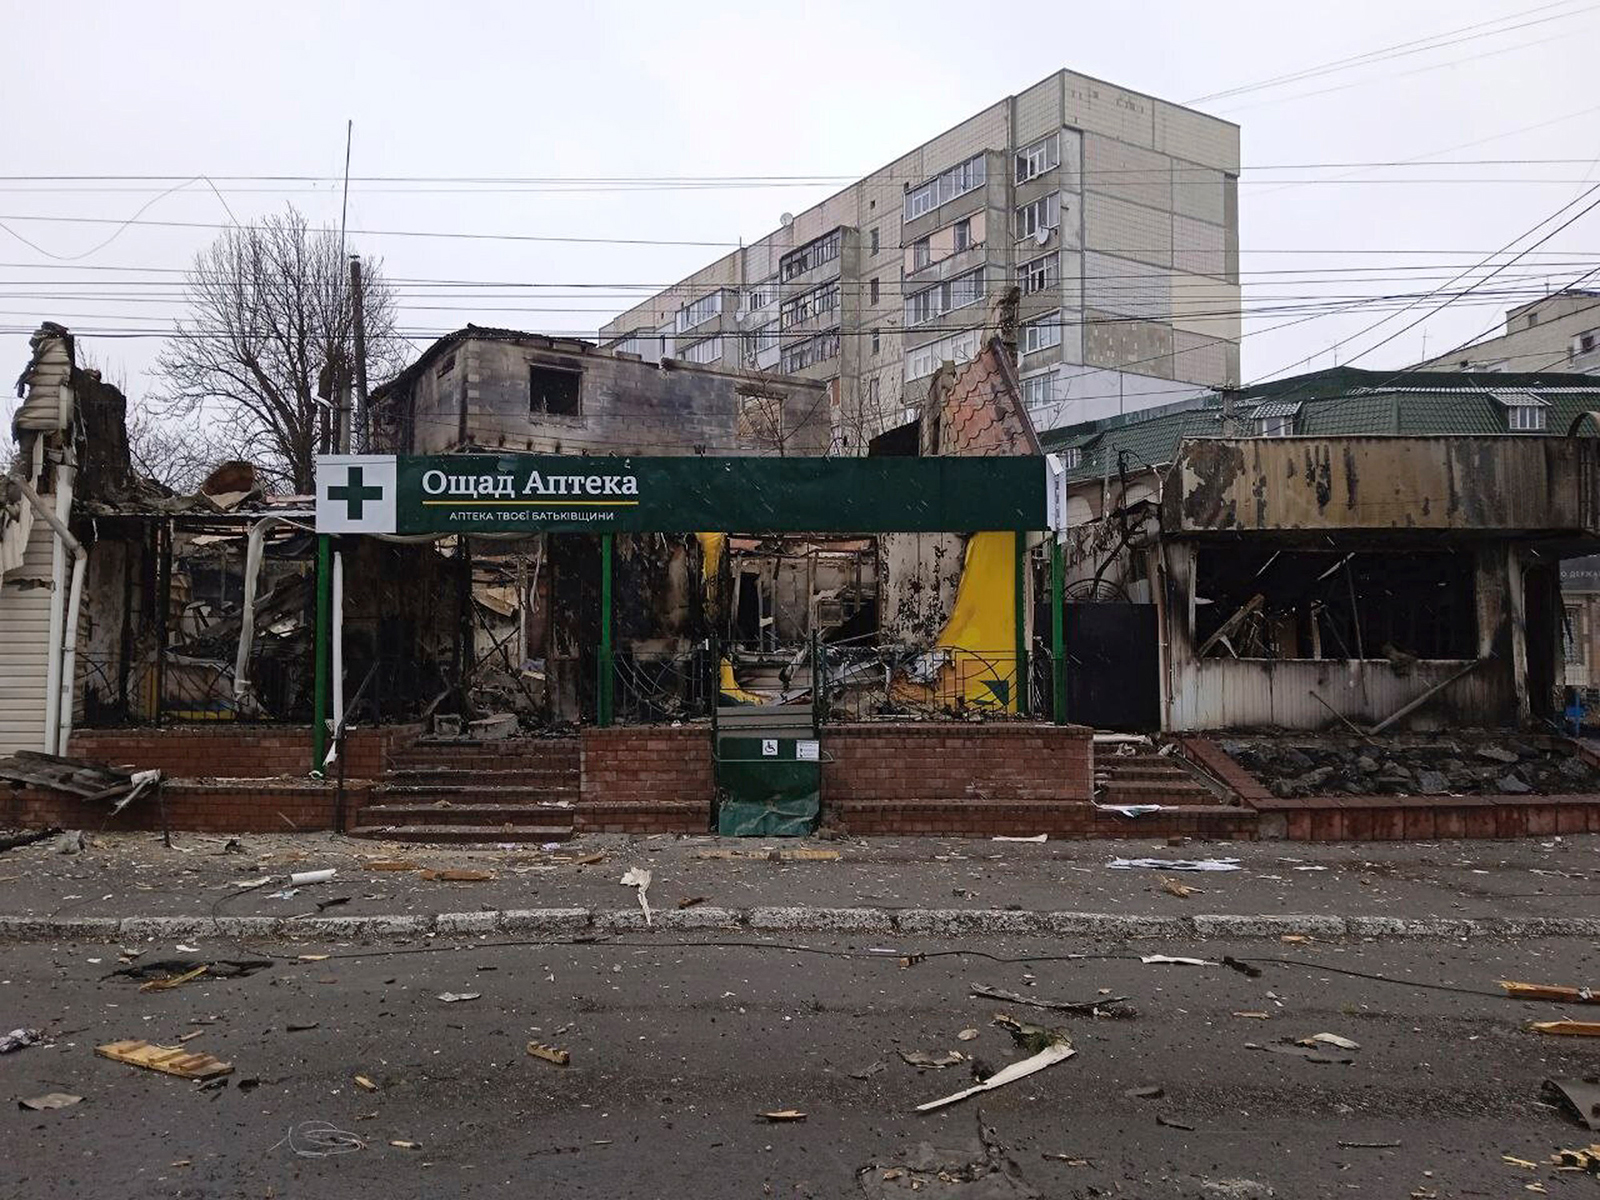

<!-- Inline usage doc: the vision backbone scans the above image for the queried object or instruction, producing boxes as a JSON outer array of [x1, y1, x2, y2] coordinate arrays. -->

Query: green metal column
[[1051, 536, 1067, 725], [312, 534, 331, 772], [598, 532, 614, 728], [1013, 530, 1029, 715]]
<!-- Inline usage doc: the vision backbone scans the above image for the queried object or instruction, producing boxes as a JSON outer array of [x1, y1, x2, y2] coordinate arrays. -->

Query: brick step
[[356, 802, 576, 826], [347, 823, 574, 844], [1095, 764, 1195, 781], [388, 739, 580, 770], [830, 798, 1256, 840], [374, 783, 579, 803], [1095, 778, 1214, 796], [384, 766, 577, 787], [575, 800, 710, 835]]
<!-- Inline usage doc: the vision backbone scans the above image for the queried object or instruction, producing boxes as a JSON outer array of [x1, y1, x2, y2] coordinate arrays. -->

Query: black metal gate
[[1062, 602, 1159, 731]]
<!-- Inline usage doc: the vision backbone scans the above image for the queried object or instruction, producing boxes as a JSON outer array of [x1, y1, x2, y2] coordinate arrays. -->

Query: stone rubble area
[[1221, 734, 1600, 798]]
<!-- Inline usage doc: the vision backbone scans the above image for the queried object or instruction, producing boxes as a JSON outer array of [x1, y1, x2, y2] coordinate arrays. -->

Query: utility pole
[[350, 255, 370, 452]]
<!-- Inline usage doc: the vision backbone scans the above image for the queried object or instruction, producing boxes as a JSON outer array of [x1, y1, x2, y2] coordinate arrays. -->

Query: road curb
[[3, 908, 1598, 944]]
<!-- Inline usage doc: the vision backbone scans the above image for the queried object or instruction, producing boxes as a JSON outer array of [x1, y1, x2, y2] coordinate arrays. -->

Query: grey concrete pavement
[[4, 933, 1598, 1198], [0, 830, 1596, 941]]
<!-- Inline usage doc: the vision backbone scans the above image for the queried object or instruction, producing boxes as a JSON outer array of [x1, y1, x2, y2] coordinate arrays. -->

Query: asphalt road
[[4, 932, 1598, 1198]]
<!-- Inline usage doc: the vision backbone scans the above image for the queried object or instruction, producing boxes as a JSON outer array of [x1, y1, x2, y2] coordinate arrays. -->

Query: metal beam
[[312, 534, 331, 773]]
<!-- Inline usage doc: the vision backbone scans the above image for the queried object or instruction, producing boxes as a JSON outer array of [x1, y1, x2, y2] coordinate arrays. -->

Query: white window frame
[[1059, 447, 1082, 470], [780, 327, 841, 373], [1573, 329, 1599, 358], [1015, 193, 1061, 242], [1018, 252, 1058, 296], [1020, 370, 1053, 409], [780, 230, 842, 281], [1019, 312, 1062, 357], [1256, 415, 1295, 438], [677, 336, 722, 365], [1014, 133, 1059, 184], [904, 328, 982, 381], [675, 291, 722, 333], [903, 153, 987, 222], [1508, 405, 1548, 432], [903, 266, 985, 328]]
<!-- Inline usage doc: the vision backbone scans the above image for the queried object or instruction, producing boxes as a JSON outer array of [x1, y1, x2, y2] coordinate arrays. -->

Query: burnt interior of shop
[[1192, 546, 1479, 661]]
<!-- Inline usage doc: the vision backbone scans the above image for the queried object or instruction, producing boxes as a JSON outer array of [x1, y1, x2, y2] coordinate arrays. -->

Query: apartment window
[[872, 329, 881, 355], [1059, 446, 1082, 470], [780, 280, 840, 330], [1508, 404, 1548, 432], [676, 291, 722, 333], [869, 227, 880, 256], [435, 352, 456, 379], [869, 277, 880, 305], [1015, 193, 1061, 242], [530, 363, 581, 416], [952, 218, 972, 252], [780, 328, 841, 373], [911, 237, 932, 271], [904, 328, 981, 380], [744, 281, 774, 312], [1015, 133, 1059, 184], [903, 153, 987, 221], [1020, 371, 1053, 409], [904, 266, 985, 327], [1573, 328, 1599, 359], [779, 229, 842, 281], [1018, 252, 1058, 296], [1019, 312, 1061, 357], [751, 321, 778, 355], [678, 337, 723, 365], [1256, 415, 1295, 437], [1528, 311, 1540, 329]]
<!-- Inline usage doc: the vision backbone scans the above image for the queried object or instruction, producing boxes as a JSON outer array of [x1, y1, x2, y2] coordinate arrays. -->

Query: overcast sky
[[3, 0, 1597, 424]]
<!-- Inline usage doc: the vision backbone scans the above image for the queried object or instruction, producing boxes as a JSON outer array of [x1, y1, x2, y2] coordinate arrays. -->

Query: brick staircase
[[350, 738, 580, 844], [1094, 748, 1226, 807]]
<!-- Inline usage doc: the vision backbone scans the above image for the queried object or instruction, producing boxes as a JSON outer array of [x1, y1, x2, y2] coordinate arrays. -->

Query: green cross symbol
[[328, 466, 384, 520]]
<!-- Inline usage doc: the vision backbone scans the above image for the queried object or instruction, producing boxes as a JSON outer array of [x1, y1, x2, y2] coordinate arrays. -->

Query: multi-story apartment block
[[1414, 290, 1600, 377], [600, 69, 1240, 450]]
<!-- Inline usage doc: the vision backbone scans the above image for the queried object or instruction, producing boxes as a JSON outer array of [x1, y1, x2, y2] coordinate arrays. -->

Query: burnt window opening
[[530, 364, 581, 416], [1193, 547, 1476, 662], [435, 352, 456, 378]]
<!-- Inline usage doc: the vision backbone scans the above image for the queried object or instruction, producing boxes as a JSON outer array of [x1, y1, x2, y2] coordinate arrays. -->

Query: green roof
[[1038, 366, 1600, 481]]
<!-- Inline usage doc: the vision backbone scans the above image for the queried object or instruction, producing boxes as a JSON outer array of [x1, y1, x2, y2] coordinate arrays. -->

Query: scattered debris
[[760, 1110, 807, 1122], [992, 834, 1047, 843], [957, 1029, 980, 1041], [1529, 1021, 1600, 1038], [900, 1050, 964, 1069], [436, 992, 481, 1004], [849, 1061, 887, 1080], [1111, 857, 1240, 872], [1251, 1041, 1354, 1065], [1124, 1085, 1164, 1100], [0, 828, 59, 853], [1503, 1155, 1539, 1169], [287, 869, 336, 886], [18, 1092, 82, 1111], [113, 958, 270, 982], [95, 1040, 232, 1080], [969, 983, 1129, 1014], [1141, 955, 1212, 967], [0, 752, 159, 814], [1280, 934, 1313, 944], [859, 1138, 1041, 1198], [1338, 1140, 1400, 1149], [273, 1121, 365, 1158], [1155, 1114, 1195, 1131], [389, 1140, 421, 1151], [1299, 1032, 1360, 1051], [298, 954, 330, 962], [0, 1028, 43, 1054], [354, 1075, 379, 1091], [418, 869, 495, 882], [1233, 1012, 1270, 1020], [677, 896, 708, 909], [56, 830, 87, 855], [1042, 1154, 1091, 1166], [1160, 877, 1198, 898], [1543, 1078, 1600, 1131], [620, 866, 653, 926], [363, 860, 420, 872], [1223, 957, 1263, 978], [694, 847, 840, 861], [1501, 981, 1597, 1004], [914, 1035, 1073, 1112], [286, 1022, 319, 1033], [1551, 1145, 1600, 1172], [527, 1042, 570, 1067], [139, 965, 207, 992]]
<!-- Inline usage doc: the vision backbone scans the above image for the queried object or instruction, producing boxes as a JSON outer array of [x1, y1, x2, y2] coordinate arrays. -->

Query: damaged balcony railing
[[813, 640, 1030, 721]]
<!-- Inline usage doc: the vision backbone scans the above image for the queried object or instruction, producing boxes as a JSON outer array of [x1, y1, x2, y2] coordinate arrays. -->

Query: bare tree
[[125, 407, 245, 493], [154, 206, 406, 491]]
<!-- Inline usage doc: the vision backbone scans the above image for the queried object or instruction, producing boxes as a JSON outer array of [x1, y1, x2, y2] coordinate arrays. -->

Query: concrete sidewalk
[[0, 828, 1596, 942]]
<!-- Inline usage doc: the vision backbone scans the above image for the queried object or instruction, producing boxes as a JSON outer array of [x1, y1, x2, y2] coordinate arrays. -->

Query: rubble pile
[[1221, 735, 1600, 798]]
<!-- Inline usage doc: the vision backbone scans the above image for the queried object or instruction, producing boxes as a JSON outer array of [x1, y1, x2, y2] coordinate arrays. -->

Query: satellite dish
[[780, 212, 795, 227], [1032, 225, 1051, 247]]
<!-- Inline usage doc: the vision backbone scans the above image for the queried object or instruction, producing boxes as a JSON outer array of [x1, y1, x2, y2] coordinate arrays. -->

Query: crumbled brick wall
[[821, 723, 1094, 803], [3, 779, 373, 834], [66, 725, 421, 781]]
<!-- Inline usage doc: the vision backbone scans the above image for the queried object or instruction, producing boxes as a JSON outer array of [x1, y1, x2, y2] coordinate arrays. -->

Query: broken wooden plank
[[362, 860, 420, 872], [1528, 1020, 1600, 1037], [1501, 981, 1598, 1004], [1196, 593, 1263, 659], [526, 1042, 570, 1066], [95, 1039, 232, 1081], [138, 965, 207, 993], [417, 869, 495, 882]]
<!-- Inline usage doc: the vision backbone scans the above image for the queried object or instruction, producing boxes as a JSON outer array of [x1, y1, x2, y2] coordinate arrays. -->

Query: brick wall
[[578, 726, 713, 833], [66, 724, 421, 780], [3, 779, 374, 834], [821, 723, 1094, 803]]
